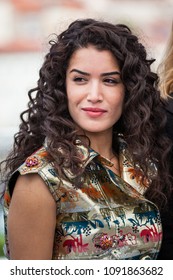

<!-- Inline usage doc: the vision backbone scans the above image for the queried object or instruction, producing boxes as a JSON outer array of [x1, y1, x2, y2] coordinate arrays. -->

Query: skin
[[7, 45, 125, 259], [66, 45, 125, 159], [7, 174, 56, 259]]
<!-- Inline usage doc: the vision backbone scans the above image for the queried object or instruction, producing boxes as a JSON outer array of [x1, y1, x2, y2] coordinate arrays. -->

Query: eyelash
[[72, 77, 120, 85], [73, 77, 86, 82], [103, 78, 119, 84]]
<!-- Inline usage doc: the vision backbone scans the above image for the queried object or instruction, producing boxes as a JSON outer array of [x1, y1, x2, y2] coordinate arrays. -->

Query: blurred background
[[0, 0, 173, 259]]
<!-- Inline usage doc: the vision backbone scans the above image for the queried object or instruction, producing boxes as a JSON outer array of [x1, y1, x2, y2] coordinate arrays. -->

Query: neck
[[85, 130, 114, 159]]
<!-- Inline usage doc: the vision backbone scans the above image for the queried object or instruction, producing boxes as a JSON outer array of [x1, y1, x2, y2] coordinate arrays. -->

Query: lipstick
[[82, 107, 107, 117]]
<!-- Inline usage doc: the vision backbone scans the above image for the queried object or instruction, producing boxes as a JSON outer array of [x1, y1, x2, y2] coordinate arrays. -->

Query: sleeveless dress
[[3, 137, 162, 260]]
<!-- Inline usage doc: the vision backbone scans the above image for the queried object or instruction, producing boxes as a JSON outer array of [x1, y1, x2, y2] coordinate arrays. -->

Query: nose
[[87, 81, 103, 103]]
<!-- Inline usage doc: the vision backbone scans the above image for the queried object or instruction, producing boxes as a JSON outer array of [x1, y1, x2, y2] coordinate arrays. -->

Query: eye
[[73, 77, 87, 83], [104, 78, 119, 85]]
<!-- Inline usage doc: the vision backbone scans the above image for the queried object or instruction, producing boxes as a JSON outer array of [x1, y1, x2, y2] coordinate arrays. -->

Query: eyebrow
[[69, 69, 120, 76]]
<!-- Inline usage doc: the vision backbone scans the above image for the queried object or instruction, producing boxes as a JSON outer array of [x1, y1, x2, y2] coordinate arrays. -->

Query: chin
[[83, 127, 112, 134]]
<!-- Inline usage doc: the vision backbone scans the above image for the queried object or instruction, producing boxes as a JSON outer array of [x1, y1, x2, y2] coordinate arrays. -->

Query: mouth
[[82, 107, 107, 112], [81, 107, 107, 118]]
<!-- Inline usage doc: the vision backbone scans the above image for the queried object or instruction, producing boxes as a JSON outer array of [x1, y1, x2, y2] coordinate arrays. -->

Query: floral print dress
[[3, 137, 162, 260]]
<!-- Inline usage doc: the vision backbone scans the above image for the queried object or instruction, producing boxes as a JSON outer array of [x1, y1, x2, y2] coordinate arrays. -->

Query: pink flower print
[[124, 233, 137, 245]]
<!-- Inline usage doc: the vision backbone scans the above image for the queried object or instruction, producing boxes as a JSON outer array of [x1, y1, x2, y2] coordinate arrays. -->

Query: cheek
[[67, 96, 74, 111], [119, 90, 125, 107], [67, 95, 80, 117], [113, 94, 125, 109], [66, 84, 75, 106], [66, 81, 79, 101], [67, 88, 83, 108], [67, 94, 77, 106]]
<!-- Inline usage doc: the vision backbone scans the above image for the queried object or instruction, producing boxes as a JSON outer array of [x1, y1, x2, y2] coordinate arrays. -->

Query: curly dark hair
[[1, 18, 172, 209]]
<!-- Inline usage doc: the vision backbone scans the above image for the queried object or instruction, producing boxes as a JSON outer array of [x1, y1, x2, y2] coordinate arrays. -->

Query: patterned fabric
[[3, 137, 162, 260]]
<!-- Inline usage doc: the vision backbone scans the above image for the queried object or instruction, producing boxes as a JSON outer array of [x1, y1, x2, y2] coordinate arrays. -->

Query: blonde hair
[[158, 22, 173, 99]]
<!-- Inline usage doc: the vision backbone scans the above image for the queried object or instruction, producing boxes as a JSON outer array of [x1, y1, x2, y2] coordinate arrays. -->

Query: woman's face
[[66, 45, 125, 135]]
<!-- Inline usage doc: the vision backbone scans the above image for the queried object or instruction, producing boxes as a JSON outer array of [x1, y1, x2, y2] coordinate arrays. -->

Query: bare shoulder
[[12, 173, 56, 207], [8, 173, 56, 259], [9, 173, 56, 225]]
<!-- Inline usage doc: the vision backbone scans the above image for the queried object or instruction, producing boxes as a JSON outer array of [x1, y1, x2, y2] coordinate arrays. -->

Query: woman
[[1, 18, 172, 260], [157, 23, 173, 260]]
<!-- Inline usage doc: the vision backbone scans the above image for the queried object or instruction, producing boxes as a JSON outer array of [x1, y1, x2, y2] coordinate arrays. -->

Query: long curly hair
[[1, 18, 172, 209]]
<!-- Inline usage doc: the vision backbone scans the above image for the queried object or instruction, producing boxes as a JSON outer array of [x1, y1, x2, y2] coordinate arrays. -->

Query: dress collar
[[75, 136, 157, 195], [44, 136, 157, 195]]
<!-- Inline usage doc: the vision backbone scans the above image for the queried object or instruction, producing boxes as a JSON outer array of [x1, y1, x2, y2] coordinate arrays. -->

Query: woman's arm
[[7, 173, 56, 259]]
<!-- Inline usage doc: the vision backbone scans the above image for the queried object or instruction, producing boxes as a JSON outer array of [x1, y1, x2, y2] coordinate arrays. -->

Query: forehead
[[67, 45, 120, 71]]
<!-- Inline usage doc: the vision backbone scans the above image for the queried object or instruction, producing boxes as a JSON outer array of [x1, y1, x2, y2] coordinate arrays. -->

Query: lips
[[81, 107, 107, 118], [82, 107, 107, 112]]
